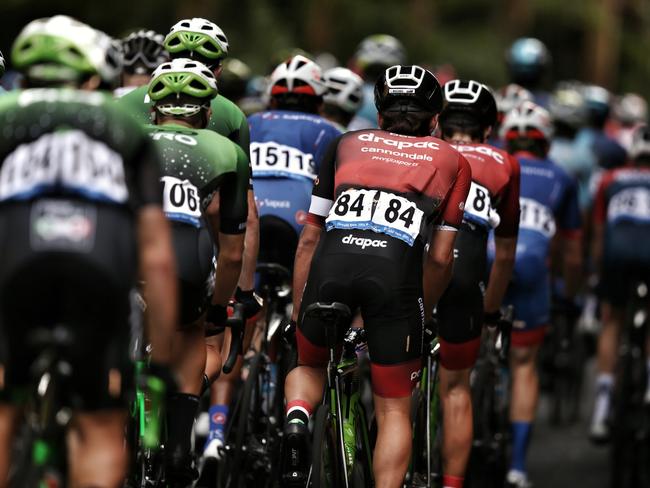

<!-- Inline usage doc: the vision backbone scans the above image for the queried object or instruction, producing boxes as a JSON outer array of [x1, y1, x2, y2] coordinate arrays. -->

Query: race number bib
[[519, 197, 555, 237], [326, 189, 424, 246], [463, 182, 498, 228], [250, 142, 316, 181], [608, 188, 650, 223], [161, 176, 202, 227]]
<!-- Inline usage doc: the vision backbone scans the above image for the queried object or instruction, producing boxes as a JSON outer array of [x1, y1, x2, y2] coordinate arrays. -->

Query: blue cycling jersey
[[248, 109, 341, 235], [489, 153, 581, 329]]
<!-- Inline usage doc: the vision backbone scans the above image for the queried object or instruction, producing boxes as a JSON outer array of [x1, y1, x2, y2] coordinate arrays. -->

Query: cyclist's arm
[[591, 171, 610, 277], [291, 136, 341, 320], [207, 150, 249, 306], [423, 154, 472, 319], [557, 176, 584, 298], [237, 189, 259, 291], [484, 155, 520, 314], [133, 140, 177, 364]]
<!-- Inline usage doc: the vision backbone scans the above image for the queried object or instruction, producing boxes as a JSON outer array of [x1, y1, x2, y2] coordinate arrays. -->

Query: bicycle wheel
[[352, 403, 373, 488], [218, 353, 262, 488], [312, 404, 342, 488]]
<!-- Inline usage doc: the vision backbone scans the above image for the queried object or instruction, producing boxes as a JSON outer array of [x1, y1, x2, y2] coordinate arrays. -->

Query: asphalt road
[[528, 360, 610, 488]]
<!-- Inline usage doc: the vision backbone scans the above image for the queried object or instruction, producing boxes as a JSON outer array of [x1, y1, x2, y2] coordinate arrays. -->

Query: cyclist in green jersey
[[146, 58, 249, 484], [0, 16, 177, 488]]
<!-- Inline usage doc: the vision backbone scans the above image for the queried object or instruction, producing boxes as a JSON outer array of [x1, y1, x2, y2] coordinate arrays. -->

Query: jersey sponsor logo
[[463, 181, 500, 229], [607, 187, 650, 223], [251, 142, 316, 181], [295, 209, 307, 225], [30, 199, 96, 252], [257, 198, 291, 209], [149, 131, 198, 146], [161, 176, 202, 227], [341, 233, 388, 249], [454, 144, 505, 164], [363, 146, 430, 162], [326, 188, 424, 246], [18, 89, 105, 107], [0, 130, 128, 203], [358, 132, 440, 151], [410, 369, 422, 382], [519, 197, 556, 237]]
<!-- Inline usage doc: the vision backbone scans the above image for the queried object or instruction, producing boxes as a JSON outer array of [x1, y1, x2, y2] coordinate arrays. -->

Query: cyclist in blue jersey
[[495, 101, 583, 488], [590, 125, 650, 441], [201, 55, 340, 462]]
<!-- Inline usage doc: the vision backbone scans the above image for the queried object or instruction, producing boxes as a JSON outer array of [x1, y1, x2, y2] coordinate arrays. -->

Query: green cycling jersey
[[145, 123, 249, 234]]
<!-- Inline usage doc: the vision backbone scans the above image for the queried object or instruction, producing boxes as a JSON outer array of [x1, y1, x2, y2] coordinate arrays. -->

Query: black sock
[[166, 393, 200, 458]]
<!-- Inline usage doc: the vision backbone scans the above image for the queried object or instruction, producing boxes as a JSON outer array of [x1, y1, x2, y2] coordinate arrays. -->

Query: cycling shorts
[[600, 224, 650, 307], [170, 222, 215, 325], [257, 215, 299, 274], [436, 225, 487, 370], [297, 229, 424, 399], [503, 275, 550, 347], [0, 199, 136, 409]]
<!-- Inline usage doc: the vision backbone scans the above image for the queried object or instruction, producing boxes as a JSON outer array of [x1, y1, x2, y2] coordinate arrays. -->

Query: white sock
[[593, 373, 614, 424]]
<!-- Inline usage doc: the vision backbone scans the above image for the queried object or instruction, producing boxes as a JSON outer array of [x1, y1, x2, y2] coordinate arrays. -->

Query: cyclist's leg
[[373, 395, 412, 488], [591, 260, 627, 439], [67, 410, 128, 488], [0, 403, 19, 488], [435, 261, 483, 485]]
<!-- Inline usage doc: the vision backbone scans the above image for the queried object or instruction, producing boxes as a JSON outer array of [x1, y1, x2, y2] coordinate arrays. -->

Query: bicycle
[[206, 263, 293, 488], [303, 302, 373, 488], [406, 325, 442, 488], [466, 307, 513, 488], [609, 279, 650, 488], [128, 304, 246, 488]]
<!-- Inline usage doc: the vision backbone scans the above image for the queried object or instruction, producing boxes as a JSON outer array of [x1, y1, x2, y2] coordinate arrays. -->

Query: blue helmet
[[506, 37, 550, 86]]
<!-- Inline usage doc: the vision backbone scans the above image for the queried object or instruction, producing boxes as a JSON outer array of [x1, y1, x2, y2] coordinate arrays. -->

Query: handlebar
[[222, 303, 245, 375]]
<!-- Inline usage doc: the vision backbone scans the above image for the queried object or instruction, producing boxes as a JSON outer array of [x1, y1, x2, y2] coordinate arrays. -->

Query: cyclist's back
[[249, 55, 340, 269]]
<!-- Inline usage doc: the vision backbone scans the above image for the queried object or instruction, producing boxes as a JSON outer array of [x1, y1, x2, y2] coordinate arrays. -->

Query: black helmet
[[122, 29, 168, 75], [374, 65, 442, 114], [440, 79, 498, 129]]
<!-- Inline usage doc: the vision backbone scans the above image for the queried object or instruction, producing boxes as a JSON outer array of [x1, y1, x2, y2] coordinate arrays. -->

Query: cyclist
[[218, 57, 252, 106], [146, 58, 249, 483], [201, 54, 341, 463], [114, 29, 168, 98], [590, 124, 650, 441], [609, 92, 648, 153], [505, 37, 551, 108], [493, 83, 533, 145], [348, 34, 407, 130], [437, 79, 521, 488], [0, 15, 177, 488], [497, 101, 582, 487], [282, 65, 471, 488], [321, 66, 364, 131]]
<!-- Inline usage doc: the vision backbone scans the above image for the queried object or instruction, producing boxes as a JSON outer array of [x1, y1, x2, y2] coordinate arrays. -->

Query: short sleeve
[[306, 136, 342, 227], [557, 173, 582, 236], [437, 153, 472, 230], [495, 154, 521, 237], [218, 146, 249, 234]]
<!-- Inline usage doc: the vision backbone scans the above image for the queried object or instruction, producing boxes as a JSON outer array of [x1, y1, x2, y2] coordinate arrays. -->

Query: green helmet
[[11, 15, 122, 85], [149, 58, 218, 117], [164, 18, 228, 64]]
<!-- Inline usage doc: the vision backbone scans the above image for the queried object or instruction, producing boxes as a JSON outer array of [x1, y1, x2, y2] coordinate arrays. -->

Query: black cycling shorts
[[170, 223, 215, 325], [436, 225, 487, 370], [257, 215, 299, 273], [0, 199, 136, 410], [297, 229, 424, 398]]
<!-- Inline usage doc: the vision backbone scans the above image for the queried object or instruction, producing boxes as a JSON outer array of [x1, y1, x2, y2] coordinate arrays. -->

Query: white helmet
[[629, 124, 650, 160], [149, 58, 217, 102], [269, 55, 325, 97], [164, 18, 229, 62], [354, 34, 406, 71], [614, 93, 648, 126], [323, 67, 364, 113], [12, 15, 122, 85], [499, 100, 554, 141], [495, 83, 533, 115]]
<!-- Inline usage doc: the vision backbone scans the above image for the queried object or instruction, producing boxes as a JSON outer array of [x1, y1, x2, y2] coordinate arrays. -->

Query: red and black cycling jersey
[[307, 129, 471, 247], [452, 143, 520, 237]]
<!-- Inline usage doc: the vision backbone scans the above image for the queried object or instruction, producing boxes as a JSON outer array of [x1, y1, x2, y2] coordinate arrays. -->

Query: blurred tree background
[[1, 0, 649, 96]]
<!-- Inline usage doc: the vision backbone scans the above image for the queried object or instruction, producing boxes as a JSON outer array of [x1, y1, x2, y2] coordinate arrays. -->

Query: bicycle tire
[[312, 404, 342, 488], [218, 353, 262, 488], [352, 403, 373, 488]]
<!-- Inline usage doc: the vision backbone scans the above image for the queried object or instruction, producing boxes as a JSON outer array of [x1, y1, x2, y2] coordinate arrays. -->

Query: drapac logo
[[358, 132, 440, 151], [410, 369, 422, 382], [341, 234, 388, 250]]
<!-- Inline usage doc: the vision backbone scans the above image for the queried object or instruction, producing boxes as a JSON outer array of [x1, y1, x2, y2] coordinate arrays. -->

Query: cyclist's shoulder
[[211, 94, 246, 123]]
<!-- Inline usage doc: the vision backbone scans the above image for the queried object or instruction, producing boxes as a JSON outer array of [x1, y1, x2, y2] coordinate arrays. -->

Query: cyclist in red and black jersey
[[281, 65, 471, 488], [436, 80, 520, 488]]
